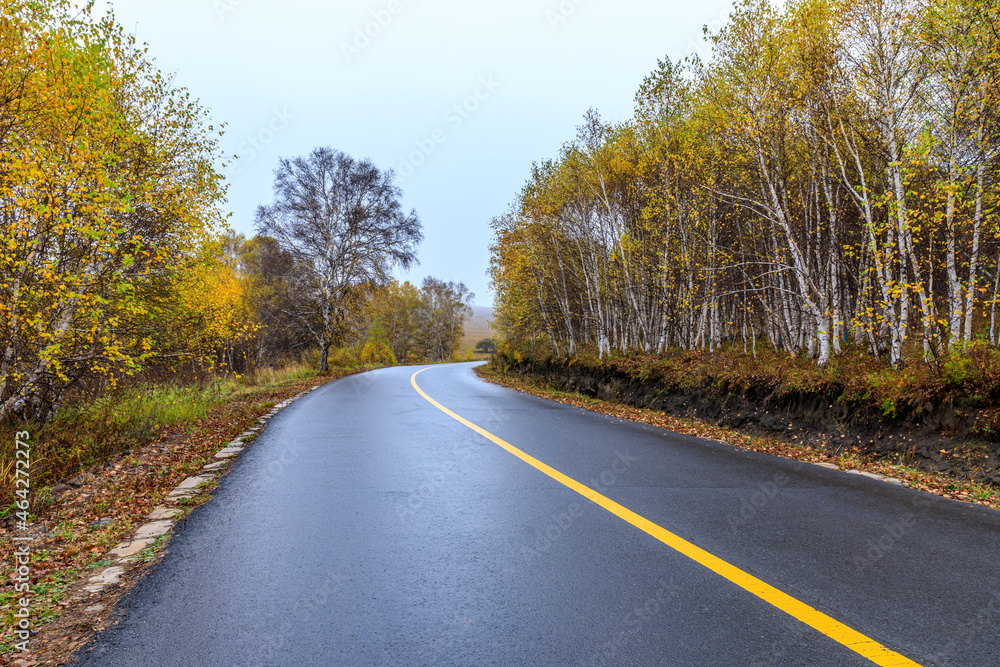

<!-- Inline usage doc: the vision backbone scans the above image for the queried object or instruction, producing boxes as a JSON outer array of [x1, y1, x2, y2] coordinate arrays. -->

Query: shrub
[[329, 348, 358, 368], [358, 319, 398, 365]]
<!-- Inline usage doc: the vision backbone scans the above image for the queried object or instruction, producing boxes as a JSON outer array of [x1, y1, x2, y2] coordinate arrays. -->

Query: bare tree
[[255, 147, 422, 371]]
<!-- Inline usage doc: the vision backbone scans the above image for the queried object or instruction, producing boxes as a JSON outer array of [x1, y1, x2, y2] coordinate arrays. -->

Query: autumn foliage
[[0, 1, 238, 422], [366, 278, 475, 363], [491, 0, 1000, 371], [0, 3, 470, 433]]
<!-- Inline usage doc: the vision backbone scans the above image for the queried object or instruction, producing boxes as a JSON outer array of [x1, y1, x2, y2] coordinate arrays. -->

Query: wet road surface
[[71, 363, 1000, 666]]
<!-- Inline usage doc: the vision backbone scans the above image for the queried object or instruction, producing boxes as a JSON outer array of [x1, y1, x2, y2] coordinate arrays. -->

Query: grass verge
[[0, 361, 324, 499], [494, 344, 1000, 437]]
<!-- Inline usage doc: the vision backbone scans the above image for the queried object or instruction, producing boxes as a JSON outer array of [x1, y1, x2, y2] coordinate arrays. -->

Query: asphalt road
[[71, 363, 1000, 666]]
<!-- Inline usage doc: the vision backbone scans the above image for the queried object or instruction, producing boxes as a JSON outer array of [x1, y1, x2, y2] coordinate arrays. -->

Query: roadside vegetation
[[491, 0, 1000, 371], [492, 343, 1000, 434], [0, 359, 316, 498]]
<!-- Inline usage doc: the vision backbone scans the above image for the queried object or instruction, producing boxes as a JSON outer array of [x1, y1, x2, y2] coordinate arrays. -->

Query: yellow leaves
[[0, 1, 230, 421], [148, 248, 261, 367]]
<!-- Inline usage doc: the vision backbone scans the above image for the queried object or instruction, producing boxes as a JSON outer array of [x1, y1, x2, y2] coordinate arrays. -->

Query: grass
[[136, 535, 170, 564], [0, 554, 85, 633], [496, 341, 1000, 431], [0, 361, 322, 499], [244, 362, 319, 387], [459, 305, 495, 359]]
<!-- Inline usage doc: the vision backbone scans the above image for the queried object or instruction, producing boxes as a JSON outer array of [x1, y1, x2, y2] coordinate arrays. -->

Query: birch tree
[[255, 147, 422, 372]]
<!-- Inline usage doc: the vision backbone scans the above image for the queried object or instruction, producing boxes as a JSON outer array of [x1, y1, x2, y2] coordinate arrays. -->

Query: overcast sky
[[94, 0, 735, 306]]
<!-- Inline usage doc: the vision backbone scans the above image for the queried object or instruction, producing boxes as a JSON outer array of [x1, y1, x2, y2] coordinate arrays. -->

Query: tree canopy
[[0, 0, 230, 422], [254, 147, 423, 372], [490, 0, 1000, 368]]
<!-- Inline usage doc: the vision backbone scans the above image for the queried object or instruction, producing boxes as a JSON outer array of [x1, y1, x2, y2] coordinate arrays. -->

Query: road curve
[[71, 363, 1000, 666]]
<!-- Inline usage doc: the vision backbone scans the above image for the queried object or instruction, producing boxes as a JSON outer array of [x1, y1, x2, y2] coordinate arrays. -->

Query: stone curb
[[83, 386, 319, 596], [810, 461, 905, 486]]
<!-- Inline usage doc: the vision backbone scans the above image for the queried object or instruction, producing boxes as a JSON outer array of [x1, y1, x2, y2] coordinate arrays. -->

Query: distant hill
[[460, 305, 495, 358]]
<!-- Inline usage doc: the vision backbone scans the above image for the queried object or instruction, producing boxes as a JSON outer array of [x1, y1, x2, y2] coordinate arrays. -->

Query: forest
[[0, 1, 474, 430], [491, 0, 1000, 371]]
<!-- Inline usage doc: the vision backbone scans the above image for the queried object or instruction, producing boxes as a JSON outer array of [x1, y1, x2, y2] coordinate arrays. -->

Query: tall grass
[[0, 361, 322, 499], [244, 360, 318, 387]]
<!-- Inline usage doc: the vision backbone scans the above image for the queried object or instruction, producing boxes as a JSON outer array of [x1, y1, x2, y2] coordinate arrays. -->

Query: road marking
[[410, 367, 921, 667]]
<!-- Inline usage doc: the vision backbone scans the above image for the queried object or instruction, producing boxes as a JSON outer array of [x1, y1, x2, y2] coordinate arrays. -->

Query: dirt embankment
[[500, 356, 1000, 486]]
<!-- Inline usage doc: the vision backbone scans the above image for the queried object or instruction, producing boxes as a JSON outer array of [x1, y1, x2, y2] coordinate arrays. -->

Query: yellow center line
[[410, 367, 922, 667]]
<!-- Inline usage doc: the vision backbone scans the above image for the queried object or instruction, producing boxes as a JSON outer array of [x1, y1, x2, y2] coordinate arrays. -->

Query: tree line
[[229, 222, 475, 370], [234, 146, 475, 371], [0, 1, 472, 425], [490, 0, 1000, 368]]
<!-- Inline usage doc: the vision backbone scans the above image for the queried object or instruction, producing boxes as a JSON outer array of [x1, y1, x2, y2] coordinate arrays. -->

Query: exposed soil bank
[[498, 355, 1000, 486]]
